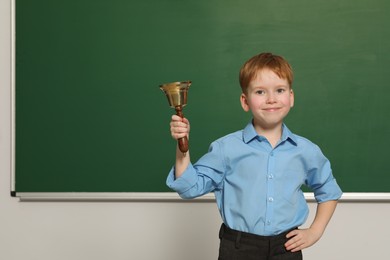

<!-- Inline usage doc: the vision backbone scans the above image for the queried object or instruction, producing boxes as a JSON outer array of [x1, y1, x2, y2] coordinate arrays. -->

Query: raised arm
[[170, 115, 191, 178]]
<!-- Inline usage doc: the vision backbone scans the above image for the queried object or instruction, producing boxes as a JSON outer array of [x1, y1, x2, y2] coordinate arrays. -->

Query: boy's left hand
[[284, 228, 323, 252]]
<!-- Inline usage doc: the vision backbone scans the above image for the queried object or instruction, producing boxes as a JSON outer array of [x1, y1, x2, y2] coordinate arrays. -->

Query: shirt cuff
[[314, 179, 343, 203], [166, 163, 198, 196]]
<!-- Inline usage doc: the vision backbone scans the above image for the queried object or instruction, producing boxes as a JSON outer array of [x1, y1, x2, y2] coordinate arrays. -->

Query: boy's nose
[[266, 93, 277, 103]]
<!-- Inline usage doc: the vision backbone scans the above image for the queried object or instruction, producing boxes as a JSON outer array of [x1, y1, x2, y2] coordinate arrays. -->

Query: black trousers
[[218, 224, 303, 260]]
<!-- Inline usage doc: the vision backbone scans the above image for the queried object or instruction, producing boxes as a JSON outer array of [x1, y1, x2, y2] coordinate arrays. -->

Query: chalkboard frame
[[10, 0, 390, 201]]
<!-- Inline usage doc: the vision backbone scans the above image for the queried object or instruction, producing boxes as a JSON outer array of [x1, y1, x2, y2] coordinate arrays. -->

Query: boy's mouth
[[264, 107, 280, 112]]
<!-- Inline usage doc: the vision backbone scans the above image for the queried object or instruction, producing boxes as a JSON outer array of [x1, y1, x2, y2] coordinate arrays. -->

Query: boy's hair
[[239, 52, 293, 93]]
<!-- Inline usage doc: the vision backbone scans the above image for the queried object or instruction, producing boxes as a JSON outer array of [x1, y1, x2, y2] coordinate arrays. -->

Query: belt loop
[[219, 223, 225, 239], [235, 231, 242, 249]]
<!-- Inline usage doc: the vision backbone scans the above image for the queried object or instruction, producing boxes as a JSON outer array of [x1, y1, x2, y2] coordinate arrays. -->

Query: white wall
[[1, 1, 389, 259]]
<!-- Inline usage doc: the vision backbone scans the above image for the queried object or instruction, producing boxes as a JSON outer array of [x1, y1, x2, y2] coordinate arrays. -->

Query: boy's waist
[[219, 223, 296, 244]]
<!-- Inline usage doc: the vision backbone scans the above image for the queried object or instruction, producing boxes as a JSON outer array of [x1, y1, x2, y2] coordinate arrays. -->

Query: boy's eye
[[256, 90, 265, 95], [277, 88, 286, 94]]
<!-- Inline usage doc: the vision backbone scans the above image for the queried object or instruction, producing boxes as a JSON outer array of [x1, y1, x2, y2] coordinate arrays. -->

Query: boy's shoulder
[[214, 129, 244, 144], [289, 130, 324, 154], [292, 132, 316, 145]]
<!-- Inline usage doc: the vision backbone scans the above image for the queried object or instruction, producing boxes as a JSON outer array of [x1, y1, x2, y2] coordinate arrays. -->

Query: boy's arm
[[174, 146, 190, 178], [285, 200, 338, 252], [170, 115, 191, 178]]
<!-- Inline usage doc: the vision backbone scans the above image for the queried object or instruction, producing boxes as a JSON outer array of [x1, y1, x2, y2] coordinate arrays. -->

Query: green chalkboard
[[14, 0, 390, 193]]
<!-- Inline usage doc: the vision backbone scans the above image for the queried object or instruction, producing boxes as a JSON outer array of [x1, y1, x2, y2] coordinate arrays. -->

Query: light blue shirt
[[167, 122, 342, 236]]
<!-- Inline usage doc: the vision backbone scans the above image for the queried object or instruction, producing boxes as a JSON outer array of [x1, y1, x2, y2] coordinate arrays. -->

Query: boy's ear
[[240, 93, 250, 112], [290, 89, 295, 108]]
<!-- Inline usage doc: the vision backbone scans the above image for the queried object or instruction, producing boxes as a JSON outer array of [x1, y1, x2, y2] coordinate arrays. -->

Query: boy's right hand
[[170, 115, 190, 141]]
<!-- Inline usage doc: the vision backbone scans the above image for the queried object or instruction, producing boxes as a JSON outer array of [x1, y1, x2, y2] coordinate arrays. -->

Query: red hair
[[239, 53, 293, 93]]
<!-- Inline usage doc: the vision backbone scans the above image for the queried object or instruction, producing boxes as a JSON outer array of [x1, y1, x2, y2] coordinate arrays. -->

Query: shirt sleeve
[[305, 145, 343, 203], [166, 141, 226, 199]]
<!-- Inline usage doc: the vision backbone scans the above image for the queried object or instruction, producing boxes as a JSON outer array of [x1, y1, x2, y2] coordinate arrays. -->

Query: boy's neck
[[253, 122, 283, 148]]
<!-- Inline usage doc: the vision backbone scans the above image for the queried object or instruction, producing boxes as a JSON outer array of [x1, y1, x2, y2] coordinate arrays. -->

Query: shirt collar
[[243, 121, 298, 146]]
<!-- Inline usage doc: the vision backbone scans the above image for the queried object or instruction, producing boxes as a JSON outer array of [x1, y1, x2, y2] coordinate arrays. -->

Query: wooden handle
[[175, 106, 189, 154]]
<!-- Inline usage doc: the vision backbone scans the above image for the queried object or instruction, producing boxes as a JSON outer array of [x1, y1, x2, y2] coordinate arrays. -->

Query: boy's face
[[240, 69, 294, 131]]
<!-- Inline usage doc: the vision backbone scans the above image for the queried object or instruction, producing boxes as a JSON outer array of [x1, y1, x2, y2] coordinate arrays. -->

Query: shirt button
[[268, 174, 274, 179], [266, 220, 271, 225], [268, 197, 274, 202]]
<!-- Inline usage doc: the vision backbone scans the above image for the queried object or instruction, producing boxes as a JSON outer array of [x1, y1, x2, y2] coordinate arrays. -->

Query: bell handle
[[175, 106, 189, 155]]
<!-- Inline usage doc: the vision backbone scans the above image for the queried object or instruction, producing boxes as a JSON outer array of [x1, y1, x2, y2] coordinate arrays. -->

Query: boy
[[166, 52, 342, 259]]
